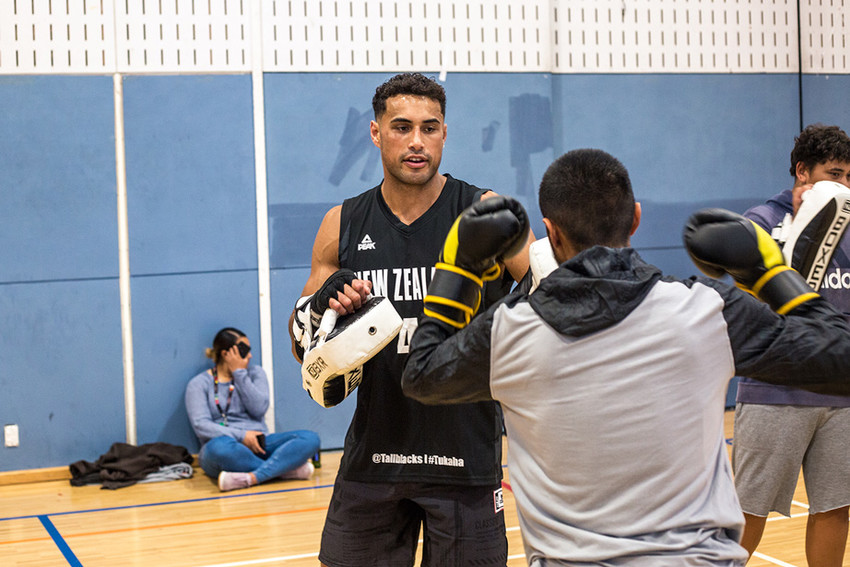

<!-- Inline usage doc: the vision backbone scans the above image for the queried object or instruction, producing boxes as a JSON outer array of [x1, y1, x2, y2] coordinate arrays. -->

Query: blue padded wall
[[551, 73, 799, 277], [123, 75, 257, 276], [0, 280, 125, 471], [131, 271, 261, 452], [122, 75, 260, 452], [0, 76, 124, 470], [0, 76, 118, 283], [802, 75, 850, 130]]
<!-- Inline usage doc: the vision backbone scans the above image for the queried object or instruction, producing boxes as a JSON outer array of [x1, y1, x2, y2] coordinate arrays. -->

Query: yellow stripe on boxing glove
[[752, 220, 785, 274], [748, 264, 820, 315], [423, 263, 486, 329]]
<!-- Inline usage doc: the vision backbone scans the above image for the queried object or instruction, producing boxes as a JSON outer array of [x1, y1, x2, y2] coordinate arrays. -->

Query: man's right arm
[[288, 205, 372, 362], [289, 206, 342, 362], [684, 207, 850, 394], [719, 282, 850, 396]]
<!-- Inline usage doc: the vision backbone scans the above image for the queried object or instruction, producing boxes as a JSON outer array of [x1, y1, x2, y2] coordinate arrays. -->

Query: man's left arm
[[403, 195, 530, 404], [402, 305, 496, 404]]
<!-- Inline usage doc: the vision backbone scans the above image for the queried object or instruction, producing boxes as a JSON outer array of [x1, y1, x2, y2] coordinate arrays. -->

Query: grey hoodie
[[403, 246, 850, 565]]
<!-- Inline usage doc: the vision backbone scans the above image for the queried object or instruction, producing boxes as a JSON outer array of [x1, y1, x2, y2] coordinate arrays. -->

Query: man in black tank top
[[289, 73, 532, 566]]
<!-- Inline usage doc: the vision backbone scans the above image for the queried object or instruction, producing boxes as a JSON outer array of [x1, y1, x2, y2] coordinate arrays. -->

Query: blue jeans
[[199, 430, 320, 484]]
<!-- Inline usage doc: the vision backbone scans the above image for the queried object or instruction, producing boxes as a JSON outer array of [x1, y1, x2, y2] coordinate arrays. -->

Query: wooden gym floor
[[0, 410, 846, 566]]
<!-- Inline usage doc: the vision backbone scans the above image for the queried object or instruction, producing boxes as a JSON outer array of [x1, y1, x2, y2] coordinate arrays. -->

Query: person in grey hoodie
[[402, 148, 850, 566]]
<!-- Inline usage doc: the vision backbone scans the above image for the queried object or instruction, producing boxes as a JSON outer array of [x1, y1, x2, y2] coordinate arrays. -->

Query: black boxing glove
[[424, 196, 529, 328], [683, 208, 818, 314]]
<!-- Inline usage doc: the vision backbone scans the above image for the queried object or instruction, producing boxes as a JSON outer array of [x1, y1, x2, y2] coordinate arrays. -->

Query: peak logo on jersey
[[358, 234, 376, 251], [819, 268, 850, 290]]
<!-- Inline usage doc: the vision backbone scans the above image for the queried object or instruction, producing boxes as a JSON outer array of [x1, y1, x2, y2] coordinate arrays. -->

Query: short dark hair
[[789, 124, 850, 177], [372, 72, 446, 119], [538, 149, 635, 252], [205, 327, 246, 363]]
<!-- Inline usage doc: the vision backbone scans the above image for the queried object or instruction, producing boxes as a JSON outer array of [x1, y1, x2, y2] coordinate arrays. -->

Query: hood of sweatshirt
[[528, 246, 663, 336]]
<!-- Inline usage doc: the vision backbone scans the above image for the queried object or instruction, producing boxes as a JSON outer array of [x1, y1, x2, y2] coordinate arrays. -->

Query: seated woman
[[186, 327, 320, 492]]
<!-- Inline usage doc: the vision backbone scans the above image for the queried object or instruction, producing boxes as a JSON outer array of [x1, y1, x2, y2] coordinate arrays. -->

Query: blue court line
[[0, 482, 335, 523], [2, 463, 513, 523], [1, 462, 512, 523], [38, 515, 82, 566]]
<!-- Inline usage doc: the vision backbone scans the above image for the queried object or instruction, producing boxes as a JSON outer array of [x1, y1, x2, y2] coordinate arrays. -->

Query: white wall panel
[[0, 0, 116, 73], [116, 0, 251, 72], [262, 1, 550, 71], [0, 1, 847, 75], [553, 1, 798, 73], [802, 0, 848, 73]]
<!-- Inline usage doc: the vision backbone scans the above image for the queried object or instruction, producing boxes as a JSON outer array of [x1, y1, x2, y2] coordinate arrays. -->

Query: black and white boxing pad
[[301, 296, 402, 408], [782, 181, 850, 290], [528, 237, 559, 292]]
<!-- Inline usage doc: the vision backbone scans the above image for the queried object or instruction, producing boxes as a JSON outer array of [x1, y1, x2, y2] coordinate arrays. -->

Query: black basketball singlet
[[337, 175, 511, 485]]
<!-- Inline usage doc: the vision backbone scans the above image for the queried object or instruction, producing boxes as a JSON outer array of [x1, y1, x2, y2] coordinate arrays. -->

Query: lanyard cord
[[211, 367, 235, 426]]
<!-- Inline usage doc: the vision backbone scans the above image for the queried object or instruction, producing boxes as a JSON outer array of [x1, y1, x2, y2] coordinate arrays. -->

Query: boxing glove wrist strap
[[423, 264, 484, 329], [748, 267, 819, 314]]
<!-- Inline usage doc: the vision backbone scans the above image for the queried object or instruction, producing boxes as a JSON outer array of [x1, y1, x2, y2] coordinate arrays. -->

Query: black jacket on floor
[[69, 442, 192, 489]]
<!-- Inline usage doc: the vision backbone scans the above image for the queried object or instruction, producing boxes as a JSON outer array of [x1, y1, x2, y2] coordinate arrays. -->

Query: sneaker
[[280, 460, 315, 481], [217, 471, 254, 492]]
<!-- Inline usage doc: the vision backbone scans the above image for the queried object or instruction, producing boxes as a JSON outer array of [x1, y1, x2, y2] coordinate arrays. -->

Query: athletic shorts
[[318, 475, 507, 567], [732, 403, 850, 516]]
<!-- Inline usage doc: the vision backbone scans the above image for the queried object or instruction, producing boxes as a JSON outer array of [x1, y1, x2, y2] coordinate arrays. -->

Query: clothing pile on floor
[[69, 442, 193, 489]]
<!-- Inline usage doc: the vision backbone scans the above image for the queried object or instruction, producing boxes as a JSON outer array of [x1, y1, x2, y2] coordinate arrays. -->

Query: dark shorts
[[319, 476, 507, 567]]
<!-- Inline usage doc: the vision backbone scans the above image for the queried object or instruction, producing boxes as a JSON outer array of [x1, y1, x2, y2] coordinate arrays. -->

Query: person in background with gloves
[[402, 148, 850, 566], [288, 72, 533, 567]]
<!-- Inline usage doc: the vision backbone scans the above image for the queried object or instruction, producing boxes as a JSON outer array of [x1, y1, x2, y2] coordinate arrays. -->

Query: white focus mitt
[[528, 237, 559, 292], [782, 180, 850, 290], [301, 296, 403, 408]]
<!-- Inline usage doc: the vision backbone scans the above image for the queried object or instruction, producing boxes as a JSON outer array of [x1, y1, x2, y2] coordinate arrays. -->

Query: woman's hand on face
[[242, 430, 266, 455], [222, 344, 250, 373]]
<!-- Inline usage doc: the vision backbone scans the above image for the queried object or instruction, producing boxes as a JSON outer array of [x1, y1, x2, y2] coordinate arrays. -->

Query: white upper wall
[[0, 0, 846, 75]]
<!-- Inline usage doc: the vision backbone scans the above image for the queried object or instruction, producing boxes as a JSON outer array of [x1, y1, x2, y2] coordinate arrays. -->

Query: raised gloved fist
[[683, 208, 818, 314], [441, 196, 530, 276], [425, 196, 529, 328], [683, 208, 781, 286]]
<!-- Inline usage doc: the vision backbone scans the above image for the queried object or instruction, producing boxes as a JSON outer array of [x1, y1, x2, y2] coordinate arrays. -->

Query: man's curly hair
[[790, 124, 850, 176], [372, 73, 446, 119]]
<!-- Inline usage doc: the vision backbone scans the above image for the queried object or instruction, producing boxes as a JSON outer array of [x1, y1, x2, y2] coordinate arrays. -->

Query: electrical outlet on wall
[[4, 424, 19, 448]]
